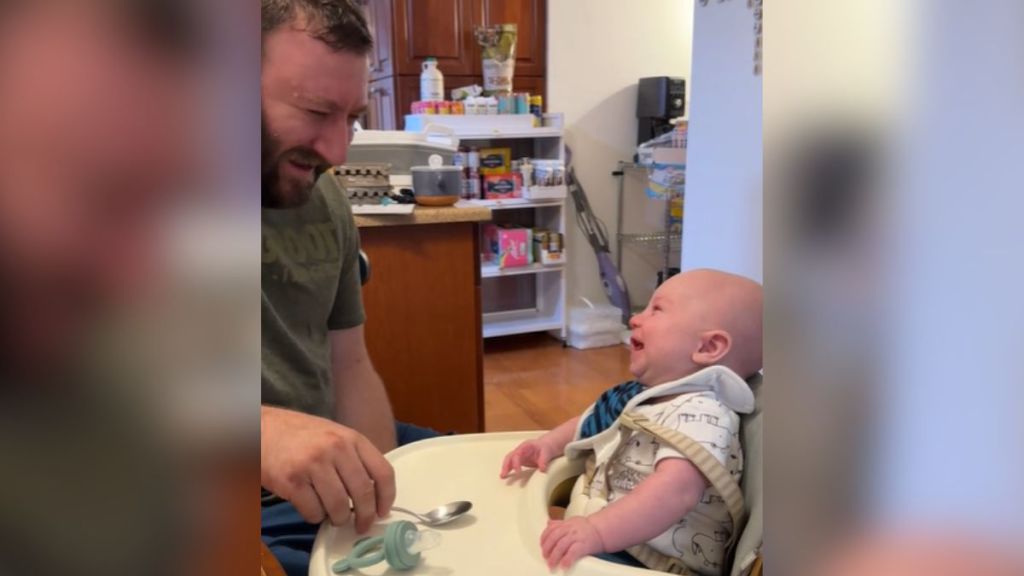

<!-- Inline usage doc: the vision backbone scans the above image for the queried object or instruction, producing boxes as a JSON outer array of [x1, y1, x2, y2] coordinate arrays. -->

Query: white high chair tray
[[309, 432, 663, 576]]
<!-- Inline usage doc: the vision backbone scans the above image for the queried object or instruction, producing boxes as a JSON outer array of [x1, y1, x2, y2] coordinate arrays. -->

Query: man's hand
[[540, 516, 606, 571], [261, 405, 396, 533], [500, 436, 560, 478]]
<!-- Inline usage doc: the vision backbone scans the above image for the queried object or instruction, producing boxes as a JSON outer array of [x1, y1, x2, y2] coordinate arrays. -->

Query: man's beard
[[261, 114, 329, 208]]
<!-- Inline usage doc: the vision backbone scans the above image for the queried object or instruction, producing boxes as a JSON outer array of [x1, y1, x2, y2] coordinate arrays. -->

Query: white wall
[[681, 0, 762, 282], [547, 0, 694, 308]]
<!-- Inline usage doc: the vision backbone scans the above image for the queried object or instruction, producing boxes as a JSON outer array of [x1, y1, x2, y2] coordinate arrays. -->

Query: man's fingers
[[335, 450, 377, 534], [289, 483, 327, 525], [356, 440, 396, 517], [310, 464, 352, 526]]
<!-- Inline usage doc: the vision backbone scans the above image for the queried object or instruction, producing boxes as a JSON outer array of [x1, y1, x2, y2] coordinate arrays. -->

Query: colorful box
[[478, 147, 511, 175], [498, 226, 532, 269], [483, 173, 521, 199], [481, 223, 499, 263]]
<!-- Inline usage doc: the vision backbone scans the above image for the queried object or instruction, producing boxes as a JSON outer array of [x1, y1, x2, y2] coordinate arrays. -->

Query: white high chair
[[311, 373, 762, 576], [309, 432, 664, 576]]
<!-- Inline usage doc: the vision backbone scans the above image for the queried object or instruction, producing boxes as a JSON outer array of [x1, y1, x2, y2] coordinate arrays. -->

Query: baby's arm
[[589, 458, 706, 550], [540, 458, 707, 569], [500, 416, 579, 478]]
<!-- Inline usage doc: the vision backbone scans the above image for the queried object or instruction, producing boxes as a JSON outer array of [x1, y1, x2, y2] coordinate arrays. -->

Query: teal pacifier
[[332, 521, 442, 573]]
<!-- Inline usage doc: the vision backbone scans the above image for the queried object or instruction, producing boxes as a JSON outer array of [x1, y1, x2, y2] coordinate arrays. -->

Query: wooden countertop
[[354, 205, 492, 228]]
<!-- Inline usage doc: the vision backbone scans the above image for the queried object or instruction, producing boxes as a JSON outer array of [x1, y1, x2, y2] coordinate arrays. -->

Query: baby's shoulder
[[658, 391, 741, 429]]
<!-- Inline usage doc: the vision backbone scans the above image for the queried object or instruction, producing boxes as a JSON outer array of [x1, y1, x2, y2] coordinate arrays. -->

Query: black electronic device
[[636, 76, 686, 145]]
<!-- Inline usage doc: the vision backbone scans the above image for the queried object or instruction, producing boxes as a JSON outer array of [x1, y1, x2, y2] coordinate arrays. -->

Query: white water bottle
[[420, 57, 444, 101]]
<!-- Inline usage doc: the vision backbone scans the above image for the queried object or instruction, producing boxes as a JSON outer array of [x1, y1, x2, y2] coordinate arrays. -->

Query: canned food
[[437, 101, 451, 115], [466, 169, 482, 200], [451, 101, 465, 115], [529, 95, 544, 125], [548, 232, 562, 253], [497, 93, 513, 115], [515, 93, 530, 114]]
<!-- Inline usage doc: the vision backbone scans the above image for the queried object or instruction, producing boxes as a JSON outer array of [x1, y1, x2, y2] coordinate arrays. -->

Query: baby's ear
[[691, 330, 732, 366]]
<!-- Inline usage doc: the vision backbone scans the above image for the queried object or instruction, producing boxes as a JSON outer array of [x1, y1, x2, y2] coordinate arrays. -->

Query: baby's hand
[[500, 437, 558, 478], [540, 517, 605, 571]]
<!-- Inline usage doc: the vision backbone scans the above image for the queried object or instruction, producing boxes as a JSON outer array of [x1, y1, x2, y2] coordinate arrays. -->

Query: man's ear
[[691, 330, 732, 366]]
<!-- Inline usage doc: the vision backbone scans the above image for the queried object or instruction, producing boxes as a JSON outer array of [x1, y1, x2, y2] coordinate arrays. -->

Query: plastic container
[[347, 125, 459, 176], [420, 58, 444, 102], [411, 155, 462, 207], [568, 301, 627, 350]]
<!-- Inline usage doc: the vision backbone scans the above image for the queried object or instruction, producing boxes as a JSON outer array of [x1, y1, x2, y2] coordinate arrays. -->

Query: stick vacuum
[[565, 146, 632, 326]]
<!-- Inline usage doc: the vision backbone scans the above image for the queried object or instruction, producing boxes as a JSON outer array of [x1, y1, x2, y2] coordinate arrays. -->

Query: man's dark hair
[[262, 0, 373, 54]]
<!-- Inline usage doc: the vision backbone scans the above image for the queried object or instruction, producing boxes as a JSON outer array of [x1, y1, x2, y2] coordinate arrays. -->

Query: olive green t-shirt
[[261, 174, 365, 419]]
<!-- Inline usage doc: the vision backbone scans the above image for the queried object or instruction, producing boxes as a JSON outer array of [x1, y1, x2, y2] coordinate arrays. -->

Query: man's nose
[[314, 128, 350, 167]]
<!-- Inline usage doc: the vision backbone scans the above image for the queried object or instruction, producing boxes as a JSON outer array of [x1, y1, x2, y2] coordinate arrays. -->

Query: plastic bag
[[475, 24, 517, 94]]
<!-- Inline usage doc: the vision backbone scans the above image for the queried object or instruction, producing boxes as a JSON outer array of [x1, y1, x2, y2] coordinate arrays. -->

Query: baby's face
[[628, 279, 706, 386], [627, 269, 763, 385]]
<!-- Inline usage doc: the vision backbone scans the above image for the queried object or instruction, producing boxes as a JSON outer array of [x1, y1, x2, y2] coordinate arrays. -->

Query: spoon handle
[[390, 506, 425, 522]]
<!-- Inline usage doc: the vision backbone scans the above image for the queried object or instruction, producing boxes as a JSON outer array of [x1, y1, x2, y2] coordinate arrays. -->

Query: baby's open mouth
[[630, 337, 644, 351]]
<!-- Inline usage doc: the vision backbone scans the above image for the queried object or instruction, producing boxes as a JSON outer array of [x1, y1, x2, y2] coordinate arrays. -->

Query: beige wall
[[547, 0, 694, 310]]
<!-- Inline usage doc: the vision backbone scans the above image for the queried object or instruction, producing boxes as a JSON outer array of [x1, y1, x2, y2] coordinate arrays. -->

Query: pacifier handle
[[332, 521, 422, 573]]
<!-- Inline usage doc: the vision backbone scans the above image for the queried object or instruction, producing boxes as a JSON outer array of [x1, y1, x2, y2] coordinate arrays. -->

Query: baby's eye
[[306, 108, 330, 118]]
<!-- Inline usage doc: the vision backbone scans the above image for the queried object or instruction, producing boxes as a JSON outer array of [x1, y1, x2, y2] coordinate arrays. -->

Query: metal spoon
[[391, 501, 473, 526]]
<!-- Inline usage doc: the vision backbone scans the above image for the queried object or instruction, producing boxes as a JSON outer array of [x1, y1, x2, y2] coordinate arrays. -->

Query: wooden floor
[[483, 333, 633, 432]]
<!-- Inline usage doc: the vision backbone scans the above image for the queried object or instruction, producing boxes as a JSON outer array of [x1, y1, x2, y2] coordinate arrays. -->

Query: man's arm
[[331, 324, 396, 453]]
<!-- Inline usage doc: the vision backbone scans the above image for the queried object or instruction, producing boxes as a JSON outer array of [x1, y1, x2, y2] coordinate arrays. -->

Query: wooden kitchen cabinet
[[393, 0, 479, 76], [360, 0, 547, 130], [395, 75, 421, 130], [510, 75, 546, 101], [366, 76, 398, 132], [358, 219, 487, 434], [364, 0, 393, 80]]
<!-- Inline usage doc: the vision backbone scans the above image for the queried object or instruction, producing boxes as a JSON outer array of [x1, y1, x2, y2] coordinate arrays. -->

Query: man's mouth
[[288, 159, 315, 172]]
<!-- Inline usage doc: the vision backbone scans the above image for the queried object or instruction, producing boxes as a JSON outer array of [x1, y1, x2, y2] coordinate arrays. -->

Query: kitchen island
[[356, 204, 492, 434]]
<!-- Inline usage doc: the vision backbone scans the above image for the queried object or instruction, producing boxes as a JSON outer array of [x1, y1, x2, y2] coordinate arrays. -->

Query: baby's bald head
[[665, 269, 763, 377], [629, 269, 763, 385]]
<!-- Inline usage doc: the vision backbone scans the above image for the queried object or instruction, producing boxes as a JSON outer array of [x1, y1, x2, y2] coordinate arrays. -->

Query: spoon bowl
[[391, 501, 473, 526]]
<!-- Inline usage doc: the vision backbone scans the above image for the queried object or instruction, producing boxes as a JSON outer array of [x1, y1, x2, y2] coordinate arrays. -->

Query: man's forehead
[[263, 25, 368, 98]]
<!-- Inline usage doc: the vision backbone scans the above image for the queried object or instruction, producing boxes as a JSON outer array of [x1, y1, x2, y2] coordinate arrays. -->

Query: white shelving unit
[[409, 114, 569, 340]]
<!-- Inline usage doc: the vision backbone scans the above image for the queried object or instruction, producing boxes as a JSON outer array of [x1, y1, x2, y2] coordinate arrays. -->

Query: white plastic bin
[[568, 302, 626, 350]]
